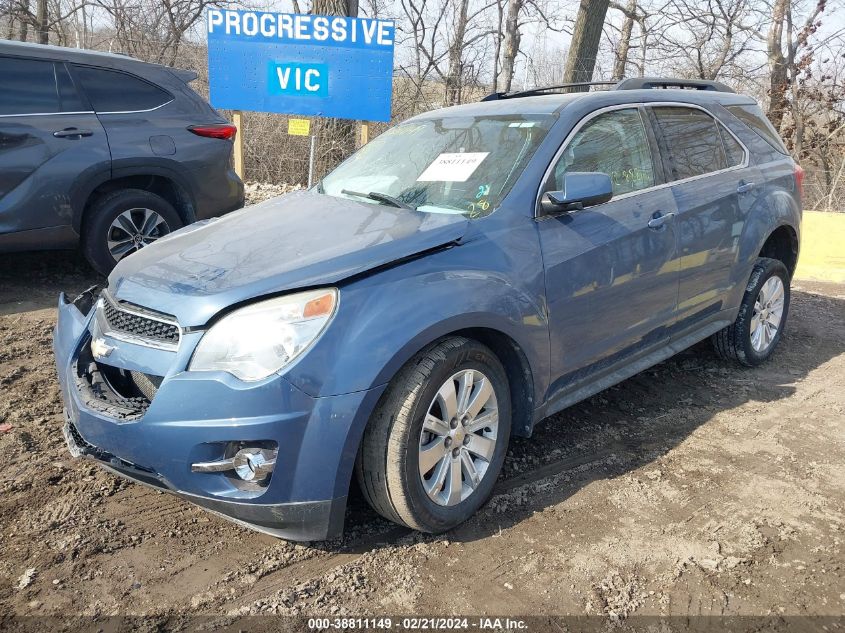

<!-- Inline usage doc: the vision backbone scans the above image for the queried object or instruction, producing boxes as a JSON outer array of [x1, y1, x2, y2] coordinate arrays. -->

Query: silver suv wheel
[[750, 276, 785, 353], [418, 369, 499, 506]]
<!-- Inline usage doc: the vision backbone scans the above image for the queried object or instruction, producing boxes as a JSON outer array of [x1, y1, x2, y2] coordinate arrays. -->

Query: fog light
[[233, 448, 276, 482], [191, 446, 277, 482]]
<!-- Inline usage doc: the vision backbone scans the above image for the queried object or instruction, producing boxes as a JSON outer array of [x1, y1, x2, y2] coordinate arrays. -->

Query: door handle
[[53, 128, 93, 138], [737, 181, 755, 194], [647, 212, 675, 229]]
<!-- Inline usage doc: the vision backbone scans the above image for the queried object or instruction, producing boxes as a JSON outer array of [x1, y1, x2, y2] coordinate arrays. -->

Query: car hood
[[108, 190, 469, 327]]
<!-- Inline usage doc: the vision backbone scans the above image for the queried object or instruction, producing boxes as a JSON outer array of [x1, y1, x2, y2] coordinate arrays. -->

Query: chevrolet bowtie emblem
[[91, 337, 115, 359]]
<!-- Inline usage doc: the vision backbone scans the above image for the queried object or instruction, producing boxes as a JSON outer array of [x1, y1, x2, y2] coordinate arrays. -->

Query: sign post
[[232, 110, 245, 179], [308, 134, 317, 188]]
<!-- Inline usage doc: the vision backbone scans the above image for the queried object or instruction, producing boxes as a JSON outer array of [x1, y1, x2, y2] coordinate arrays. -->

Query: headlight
[[189, 288, 338, 381]]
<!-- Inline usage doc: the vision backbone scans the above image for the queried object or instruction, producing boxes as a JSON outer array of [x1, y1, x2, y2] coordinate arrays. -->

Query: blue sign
[[207, 9, 395, 121]]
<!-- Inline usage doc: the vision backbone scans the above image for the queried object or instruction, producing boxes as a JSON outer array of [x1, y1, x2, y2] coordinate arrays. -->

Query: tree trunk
[[491, 0, 504, 92], [562, 0, 611, 87], [36, 0, 48, 44], [18, 0, 29, 42], [612, 0, 636, 81], [637, 17, 647, 76], [500, 0, 523, 92], [766, 0, 789, 131], [445, 0, 470, 105], [312, 0, 358, 14], [785, 3, 804, 157]]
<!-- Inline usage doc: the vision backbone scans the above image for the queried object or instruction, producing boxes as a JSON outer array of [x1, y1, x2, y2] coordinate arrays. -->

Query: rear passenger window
[[653, 107, 726, 181], [552, 108, 656, 196], [73, 66, 171, 113], [0, 57, 59, 115], [719, 125, 745, 167]]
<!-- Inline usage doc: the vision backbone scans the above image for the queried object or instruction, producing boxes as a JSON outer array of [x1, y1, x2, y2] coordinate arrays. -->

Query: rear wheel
[[82, 189, 182, 275], [356, 337, 511, 532], [712, 257, 790, 366]]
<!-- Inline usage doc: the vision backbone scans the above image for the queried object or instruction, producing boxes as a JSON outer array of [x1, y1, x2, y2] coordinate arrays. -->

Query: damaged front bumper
[[52, 291, 384, 541]]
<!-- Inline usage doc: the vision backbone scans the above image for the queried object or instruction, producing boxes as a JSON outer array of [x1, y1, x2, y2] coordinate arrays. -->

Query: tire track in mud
[[222, 439, 637, 611], [220, 349, 845, 613]]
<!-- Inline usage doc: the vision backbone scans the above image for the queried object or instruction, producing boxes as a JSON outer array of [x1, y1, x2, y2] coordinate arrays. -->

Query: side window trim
[[68, 64, 174, 115], [645, 103, 750, 185], [535, 103, 659, 216]]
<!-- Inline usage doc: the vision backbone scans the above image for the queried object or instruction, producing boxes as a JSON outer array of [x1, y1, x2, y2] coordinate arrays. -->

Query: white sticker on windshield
[[417, 152, 489, 182]]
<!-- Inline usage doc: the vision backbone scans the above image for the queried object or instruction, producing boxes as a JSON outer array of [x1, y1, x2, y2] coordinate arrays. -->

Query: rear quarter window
[[727, 104, 789, 155], [73, 66, 172, 113]]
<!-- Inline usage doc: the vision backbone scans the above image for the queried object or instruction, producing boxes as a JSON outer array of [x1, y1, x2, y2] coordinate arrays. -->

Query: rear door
[[648, 105, 758, 331], [0, 56, 110, 239], [69, 65, 175, 168]]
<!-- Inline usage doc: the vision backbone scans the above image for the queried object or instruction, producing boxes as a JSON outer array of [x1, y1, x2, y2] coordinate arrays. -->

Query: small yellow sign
[[288, 118, 311, 136]]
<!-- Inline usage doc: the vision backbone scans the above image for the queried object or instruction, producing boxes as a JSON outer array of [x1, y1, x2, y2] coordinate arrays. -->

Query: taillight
[[794, 163, 805, 199], [187, 124, 237, 140]]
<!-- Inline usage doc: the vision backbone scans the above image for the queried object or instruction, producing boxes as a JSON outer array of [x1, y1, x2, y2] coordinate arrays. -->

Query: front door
[[537, 106, 680, 393]]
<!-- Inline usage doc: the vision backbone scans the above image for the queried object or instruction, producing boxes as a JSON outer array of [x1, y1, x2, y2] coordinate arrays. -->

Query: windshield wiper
[[341, 189, 414, 210]]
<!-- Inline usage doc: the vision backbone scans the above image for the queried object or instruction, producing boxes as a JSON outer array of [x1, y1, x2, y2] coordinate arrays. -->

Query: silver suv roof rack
[[481, 81, 617, 101], [613, 77, 735, 93], [481, 76, 735, 101]]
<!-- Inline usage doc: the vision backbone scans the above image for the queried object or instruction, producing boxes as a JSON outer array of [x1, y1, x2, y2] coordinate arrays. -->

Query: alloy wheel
[[107, 208, 171, 261], [418, 369, 499, 506], [750, 276, 785, 353]]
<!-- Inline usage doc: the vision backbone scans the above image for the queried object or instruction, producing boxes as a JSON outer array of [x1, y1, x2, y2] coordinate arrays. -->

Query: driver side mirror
[[540, 172, 614, 216]]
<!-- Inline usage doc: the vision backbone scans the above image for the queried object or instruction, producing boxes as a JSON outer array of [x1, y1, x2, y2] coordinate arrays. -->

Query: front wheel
[[356, 337, 511, 533], [712, 257, 791, 366]]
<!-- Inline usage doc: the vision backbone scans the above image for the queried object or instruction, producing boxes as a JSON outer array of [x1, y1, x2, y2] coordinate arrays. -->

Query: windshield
[[320, 114, 555, 218]]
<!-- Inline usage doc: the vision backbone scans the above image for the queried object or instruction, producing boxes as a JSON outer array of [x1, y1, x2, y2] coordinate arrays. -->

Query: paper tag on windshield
[[417, 152, 489, 182]]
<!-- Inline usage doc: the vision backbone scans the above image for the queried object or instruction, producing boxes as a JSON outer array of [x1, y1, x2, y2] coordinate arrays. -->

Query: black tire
[[82, 189, 182, 275], [356, 336, 511, 533], [712, 257, 791, 367]]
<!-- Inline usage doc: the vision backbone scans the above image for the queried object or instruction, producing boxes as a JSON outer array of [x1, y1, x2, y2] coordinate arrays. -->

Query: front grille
[[101, 293, 180, 347]]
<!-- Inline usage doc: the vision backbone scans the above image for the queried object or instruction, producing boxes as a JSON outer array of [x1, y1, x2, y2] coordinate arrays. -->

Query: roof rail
[[481, 81, 617, 101], [614, 77, 735, 93]]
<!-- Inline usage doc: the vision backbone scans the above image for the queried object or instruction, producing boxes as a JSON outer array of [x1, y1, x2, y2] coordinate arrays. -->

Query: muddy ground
[[0, 248, 843, 629]]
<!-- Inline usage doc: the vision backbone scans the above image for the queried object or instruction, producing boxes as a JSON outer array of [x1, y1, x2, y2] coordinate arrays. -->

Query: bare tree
[[766, 0, 825, 132], [499, 0, 522, 91], [495, 0, 565, 92], [562, 0, 610, 85], [444, 0, 469, 103], [610, 0, 637, 80]]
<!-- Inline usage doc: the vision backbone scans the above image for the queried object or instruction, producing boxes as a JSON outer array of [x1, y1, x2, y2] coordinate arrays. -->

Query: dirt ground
[[0, 249, 843, 630]]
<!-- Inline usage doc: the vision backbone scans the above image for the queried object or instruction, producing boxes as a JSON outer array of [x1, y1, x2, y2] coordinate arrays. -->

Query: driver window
[[551, 108, 656, 196]]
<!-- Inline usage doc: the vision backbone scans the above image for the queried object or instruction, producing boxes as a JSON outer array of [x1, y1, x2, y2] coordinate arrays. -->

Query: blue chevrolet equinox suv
[[54, 78, 802, 540], [0, 41, 244, 274]]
